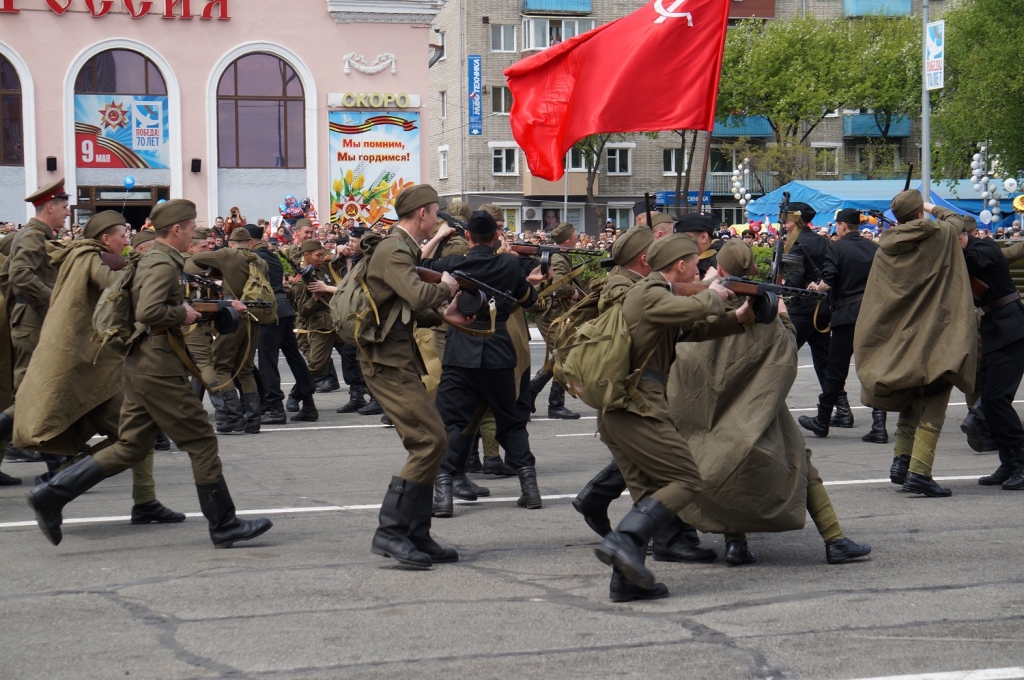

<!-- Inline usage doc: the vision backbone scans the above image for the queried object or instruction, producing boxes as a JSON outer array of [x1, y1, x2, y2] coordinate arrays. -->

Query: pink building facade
[[0, 0, 441, 229]]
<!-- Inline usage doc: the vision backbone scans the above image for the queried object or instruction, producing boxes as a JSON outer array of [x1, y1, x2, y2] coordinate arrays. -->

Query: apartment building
[[429, 0, 939, 233]]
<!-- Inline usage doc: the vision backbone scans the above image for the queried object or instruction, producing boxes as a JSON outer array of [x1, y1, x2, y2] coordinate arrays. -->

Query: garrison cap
[[295, 217, 313, 230], [149, 199, 197, 230], [789, 202, 816, 224], [674, 213, 715, 235], [26, 179, 69, 207], [962, 213, 977, 233], [83, 210, 127, 240], [394, 184, 440, 218], [467, 210, 498, 236], [716, 238, 756, 277], [649, 213, 674, 228], [646, 233, 699, 271], [300, 239, 325, 254], [611, 226, 654, 265], [131, 230, 156, 248], [193, 226, 212, 239], [446, 200, 473, 222], [550, 221, 575, 244], [229, 228, 253, 242], [836, 208, 861, 226], [244, 225, 264, 240], [478, 203, 502, 221], [891, 189, 924, 223]]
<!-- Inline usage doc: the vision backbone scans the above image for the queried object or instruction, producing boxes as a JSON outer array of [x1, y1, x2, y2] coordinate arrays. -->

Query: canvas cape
[[668, 314, 808, 534], [854, 214, 977, 411], [12, 240, 124, 454]]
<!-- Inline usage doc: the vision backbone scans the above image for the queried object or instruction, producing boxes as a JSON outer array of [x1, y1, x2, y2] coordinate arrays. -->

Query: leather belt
[[639, 369, 667, 385], [835, 293, 864, 308], [468, 321, 506, 331], [981, 291, 1021, 315]]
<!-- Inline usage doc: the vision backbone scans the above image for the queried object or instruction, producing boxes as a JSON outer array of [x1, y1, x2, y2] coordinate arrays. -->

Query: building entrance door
[[74, 185, 170, 231]]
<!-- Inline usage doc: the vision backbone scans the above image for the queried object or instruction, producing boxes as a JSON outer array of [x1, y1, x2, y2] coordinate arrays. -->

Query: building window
[[0, 55, 23, 166], [491, 24, 516, 52], [217, 52, 305, 169], [709, 146, 735, 173], [492, 86, 513, 114], [439, 90, 447, 119], [606, 147, 631, 175], [813, 144, 841, 176], [607, 207, 632, 230], [436, 30, 446, 60], [523, 18, 596, 50], [663, 148, 687, 175], [566, 147, 590, 172], [492, 147, 518, 175], [438, 147, 449, 180], [74, 49, 167, 96]]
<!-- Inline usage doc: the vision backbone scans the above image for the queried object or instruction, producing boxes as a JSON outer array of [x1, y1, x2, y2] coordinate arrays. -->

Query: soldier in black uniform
[[249, 224, 318, 425], [960, 218, 1024, 489], [779, 203, 853, 429], [331, 227, 372, 414], [799, 208, 885, 441], [424, 211, 544, 515]]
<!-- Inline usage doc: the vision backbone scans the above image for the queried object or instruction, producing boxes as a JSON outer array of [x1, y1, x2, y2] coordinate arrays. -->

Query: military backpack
[[330, 233, 404, 359], [92, 250, 144, 356], [239, 251, 277, 324]]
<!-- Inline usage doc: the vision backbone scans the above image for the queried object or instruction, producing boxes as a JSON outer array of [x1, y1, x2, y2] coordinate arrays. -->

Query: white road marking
[[0, 476, 987, 531], [849, 667, 1024, 680]]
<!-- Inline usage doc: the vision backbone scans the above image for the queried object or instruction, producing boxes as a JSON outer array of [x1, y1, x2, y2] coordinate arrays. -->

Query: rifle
[[868, 209, 898, 229], [416, 267, 519, 317], [508, 243, 603, 276], [904, 163, 914, 192], [664, 276, 826, 325], [190, 299, 274, 335], [769, 191, 791, 284], [183, 270, 223, 292]]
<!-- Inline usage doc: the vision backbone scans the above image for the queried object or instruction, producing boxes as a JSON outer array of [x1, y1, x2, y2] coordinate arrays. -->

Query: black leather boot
[[285, 393, 301, 413], [336, 385, 367, 413], [961, 403, 998, 453], [154, 430, 171, 451], [1002, 456, 1024, 490], [358, 396, 384, 416], [452, 473, 488, 500], [516, 466, 542, 509], [216, 391, 247, 433], [798, 403, 832, 438], [208, 391, 227, 425], [572, 460, 627, 538], [5, 443, 43, 463], [609, 565, 669, 602], [595, 497, 674, 589], [407, 479, 458, 563], [432, 473, 453, 518], [27, 456, 107, 545], [547, 382, 580, 420], [131, 500, 186, 524], [889, 454, 910, 485], [292, 396, 319, 422], [902, 471, 952, 497], [825, 537, 872, 564], [260, 401, 287, 425], [861, 409, 889, 443], [196, 477, 273, 548], [242, 393, 262, 434], [0, 469, 21, 485], [371, 476, 432, 568], [830, 392, 855, 428], [315, 362, 341, 393], [724, 539, 757, 565], [0, 410, 14, 442], [466, 439, 483, 473], [482, 456, 516, 477], [529, 369, 552, 414], [652, 517, 717, 562], [979, 449, 1016, 486]]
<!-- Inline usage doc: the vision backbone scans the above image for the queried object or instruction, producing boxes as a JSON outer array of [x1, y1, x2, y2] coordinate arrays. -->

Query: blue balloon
[[123, 176, 135, 191], [157, 199, 166, 204]]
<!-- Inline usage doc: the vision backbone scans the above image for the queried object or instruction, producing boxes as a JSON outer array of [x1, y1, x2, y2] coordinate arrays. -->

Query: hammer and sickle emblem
[[654, 0, 693, 25]]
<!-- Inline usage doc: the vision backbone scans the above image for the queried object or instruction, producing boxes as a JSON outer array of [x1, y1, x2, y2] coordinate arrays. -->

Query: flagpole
[[563, 171, 568, 223], [696, 129, 713, 215]]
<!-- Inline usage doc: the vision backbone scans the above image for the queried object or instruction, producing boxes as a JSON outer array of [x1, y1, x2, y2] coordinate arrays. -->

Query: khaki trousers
[[305, 331, 344, 378], [362, 361, 449, 486], [93, 371, 222, 485], [211, 318, 259, 394], [184, 324, 217, 389]]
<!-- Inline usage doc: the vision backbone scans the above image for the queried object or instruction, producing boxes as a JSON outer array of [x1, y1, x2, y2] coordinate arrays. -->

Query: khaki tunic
[[360, 226, 452, 486], [92, 241, 223, 485], [291, 264, 344, 377], [534, 251, 577, 342]]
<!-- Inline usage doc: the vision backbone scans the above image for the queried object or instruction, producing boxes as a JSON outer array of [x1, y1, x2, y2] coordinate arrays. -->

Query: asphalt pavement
[[1, 343, 1022, 680]]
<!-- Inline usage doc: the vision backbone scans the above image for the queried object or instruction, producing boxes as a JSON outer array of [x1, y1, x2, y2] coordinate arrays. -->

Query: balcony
[[729, 0, 775, 18], [523, 0, 591, 14], [708, 171, 776, 196], [843, 113, 911, 138], [523, 169, 595, 198], [843, 0, 911, 16], [713, 116, 774, 138]]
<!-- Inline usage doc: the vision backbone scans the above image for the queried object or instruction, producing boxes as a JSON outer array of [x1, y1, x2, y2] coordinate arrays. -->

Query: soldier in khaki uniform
[[361, 184, 472, 569], [529, 221, 582, 419], [28, 199, 273, 549], [192, 229, 270, 434], [594, 235, 750, 601], [291, 240, 347, 384]]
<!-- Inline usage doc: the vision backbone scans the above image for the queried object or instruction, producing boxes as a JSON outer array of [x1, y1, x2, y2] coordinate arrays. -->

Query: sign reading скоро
[[0, 0, 230, 19]]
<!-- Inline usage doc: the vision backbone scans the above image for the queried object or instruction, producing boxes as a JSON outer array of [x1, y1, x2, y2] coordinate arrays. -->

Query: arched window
[[74, 49, 166, 95], [217, 53, 304, 169], [0, 54, 23, 166]]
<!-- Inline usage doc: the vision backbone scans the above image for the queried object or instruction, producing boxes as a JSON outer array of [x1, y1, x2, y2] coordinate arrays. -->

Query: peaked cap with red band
[[25, 179, 69, 207]]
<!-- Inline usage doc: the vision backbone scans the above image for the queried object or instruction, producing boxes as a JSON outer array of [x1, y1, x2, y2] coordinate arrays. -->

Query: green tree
[[848, 15, 920, 143], [932, 0, 1024, 180]]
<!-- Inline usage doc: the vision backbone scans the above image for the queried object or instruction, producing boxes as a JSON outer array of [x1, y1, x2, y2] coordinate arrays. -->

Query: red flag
[[504, 0, 731, 181]]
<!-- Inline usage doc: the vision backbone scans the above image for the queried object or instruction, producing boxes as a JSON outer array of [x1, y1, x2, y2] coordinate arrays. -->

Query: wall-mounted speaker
[[191, 158, 202, 173], [46, 157, 57, 172]]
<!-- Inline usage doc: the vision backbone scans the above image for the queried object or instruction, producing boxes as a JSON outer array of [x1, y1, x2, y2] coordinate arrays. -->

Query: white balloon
[[744, 193, 752, 200], [982, 191, 990, 199], [973, 183, 982, 192], [989, 198, 999, 207], [971, 161, 980, 169], [733, 194, 741, 200], [981, 176, 990, 185], [1004, 178, 1019, 193], [979, 210, 993, 224], [743, 168, 750, 175], [739, 199, 747, 206], [994, 206, 1001, 215], [973, 153, 982, 161]]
